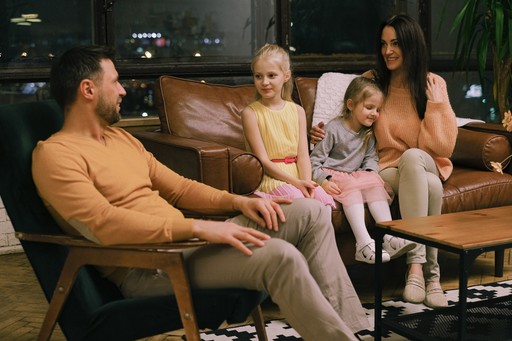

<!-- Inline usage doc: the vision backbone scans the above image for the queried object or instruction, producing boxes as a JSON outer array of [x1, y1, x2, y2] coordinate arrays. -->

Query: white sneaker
[[382, 236, 416, 259], [355, 241, 390, 264]]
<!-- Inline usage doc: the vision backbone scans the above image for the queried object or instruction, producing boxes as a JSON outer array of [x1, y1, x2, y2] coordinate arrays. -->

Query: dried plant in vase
[[490, 110, 512, 174]]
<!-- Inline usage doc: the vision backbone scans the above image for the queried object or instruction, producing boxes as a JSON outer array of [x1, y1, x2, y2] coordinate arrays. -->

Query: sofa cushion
[[154, 76, 256, 150]]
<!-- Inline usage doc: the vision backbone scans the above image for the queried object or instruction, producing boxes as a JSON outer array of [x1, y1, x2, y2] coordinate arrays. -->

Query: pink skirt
[[254, 184, 336, 208], [323, 168, 391, 206]]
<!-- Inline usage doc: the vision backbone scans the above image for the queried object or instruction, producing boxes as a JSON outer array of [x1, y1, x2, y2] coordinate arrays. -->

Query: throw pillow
[[312, 72, 358, 128]]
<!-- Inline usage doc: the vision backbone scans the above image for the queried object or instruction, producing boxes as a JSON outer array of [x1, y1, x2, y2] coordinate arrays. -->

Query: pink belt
[[271, 156, 298, 164]]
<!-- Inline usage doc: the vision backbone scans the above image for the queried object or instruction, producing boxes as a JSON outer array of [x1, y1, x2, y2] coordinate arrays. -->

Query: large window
[[0, 0, 93, 106], [0, 0, 496, 122], [290, 1, 395, 56], [0, 0, 276, 119], [114, 0, 274, 63], [1, 0, 93, 71]]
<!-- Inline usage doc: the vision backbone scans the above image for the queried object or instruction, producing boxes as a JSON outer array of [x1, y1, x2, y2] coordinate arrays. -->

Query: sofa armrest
[[451, 126, 512, 172], [461, 122, 512, 140], [133, 131, 263, 195]]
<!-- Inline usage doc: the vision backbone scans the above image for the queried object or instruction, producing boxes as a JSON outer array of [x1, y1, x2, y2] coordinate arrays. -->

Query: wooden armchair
[[0, 100, 268, 341]]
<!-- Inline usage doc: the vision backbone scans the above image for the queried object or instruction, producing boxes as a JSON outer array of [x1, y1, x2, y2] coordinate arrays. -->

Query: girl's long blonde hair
[[251, 43, 294, 101], [340, 76, 384, 146]]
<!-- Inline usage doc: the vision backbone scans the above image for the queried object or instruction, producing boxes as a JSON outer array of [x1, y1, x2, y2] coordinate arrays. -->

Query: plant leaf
[[436, 0, 450, 39], [477, 31, 489, 81], [509, 17, 512, 58], [495, 1, 504, 59], [450, 0, 471, 34]]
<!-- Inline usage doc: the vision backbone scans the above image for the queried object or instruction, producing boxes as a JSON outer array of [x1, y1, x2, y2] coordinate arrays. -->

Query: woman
[[311, 14, 458, 308]]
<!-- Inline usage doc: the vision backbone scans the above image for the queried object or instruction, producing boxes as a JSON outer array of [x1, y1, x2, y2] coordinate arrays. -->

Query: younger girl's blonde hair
[[251, 43, 294, 101], [340, 76, 384, 145]]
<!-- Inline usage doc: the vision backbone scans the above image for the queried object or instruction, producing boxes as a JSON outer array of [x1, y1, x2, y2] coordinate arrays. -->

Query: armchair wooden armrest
[[134, 131, 263, 195], [15, 232, 206, 250]]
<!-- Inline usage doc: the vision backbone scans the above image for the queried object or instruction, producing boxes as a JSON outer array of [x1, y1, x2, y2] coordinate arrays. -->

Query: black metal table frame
[[374, 226, 512, 341]]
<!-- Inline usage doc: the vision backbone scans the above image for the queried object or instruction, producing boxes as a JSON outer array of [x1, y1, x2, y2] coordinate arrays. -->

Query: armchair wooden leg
[[38, 248, 83, 341], [161, 254, 201, 341], [252, 305, 268, 341]]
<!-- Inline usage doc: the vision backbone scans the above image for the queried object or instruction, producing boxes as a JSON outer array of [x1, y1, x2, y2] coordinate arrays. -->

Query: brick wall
[[0, 196, 21, 254]]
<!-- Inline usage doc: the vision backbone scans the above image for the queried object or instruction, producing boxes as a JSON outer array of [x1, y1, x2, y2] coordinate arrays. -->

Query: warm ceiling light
[[10, 13, 42, 25], [21, 13, 39, 19]]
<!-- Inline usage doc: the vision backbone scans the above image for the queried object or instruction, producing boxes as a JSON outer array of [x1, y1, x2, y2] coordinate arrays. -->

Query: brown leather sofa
[[134, 75, 512, 268]]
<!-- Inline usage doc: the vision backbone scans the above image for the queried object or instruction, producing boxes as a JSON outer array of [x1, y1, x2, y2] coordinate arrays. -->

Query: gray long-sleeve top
[[310, 118, 379, 184]]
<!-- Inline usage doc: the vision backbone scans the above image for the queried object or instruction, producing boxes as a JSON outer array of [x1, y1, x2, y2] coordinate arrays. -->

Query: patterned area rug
[[197, 280, 512, 341]]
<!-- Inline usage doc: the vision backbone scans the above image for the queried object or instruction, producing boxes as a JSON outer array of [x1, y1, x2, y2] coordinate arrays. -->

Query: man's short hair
[[50, 45, 116, 110]]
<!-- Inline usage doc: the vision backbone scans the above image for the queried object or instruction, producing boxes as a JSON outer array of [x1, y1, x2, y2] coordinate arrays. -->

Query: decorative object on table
[[446, 0, 511, 121], [197, 280, 512, 341], [490, 109, 512, 173]]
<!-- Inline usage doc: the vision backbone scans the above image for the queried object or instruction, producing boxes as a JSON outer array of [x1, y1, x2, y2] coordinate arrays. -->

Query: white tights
[[342, 200, 392, 246]]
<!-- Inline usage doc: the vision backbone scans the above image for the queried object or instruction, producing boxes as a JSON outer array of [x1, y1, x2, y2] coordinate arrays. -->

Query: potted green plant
[[448, 0, 511, 120]]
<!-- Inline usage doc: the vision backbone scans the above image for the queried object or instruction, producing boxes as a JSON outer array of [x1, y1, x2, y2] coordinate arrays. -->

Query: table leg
[[457, 250, 480, 341], [495, 249, 504, 277], [374, 230, 384, 341], [457, 253, 469, 341]]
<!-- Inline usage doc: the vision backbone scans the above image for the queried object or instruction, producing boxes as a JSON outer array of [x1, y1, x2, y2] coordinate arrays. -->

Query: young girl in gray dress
[[310, 77, 414, 264]]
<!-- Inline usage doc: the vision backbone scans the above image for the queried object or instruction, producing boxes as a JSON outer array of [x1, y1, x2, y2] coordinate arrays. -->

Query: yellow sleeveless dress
[[248, 101, 300, 193], [246, 101, 336, 208]]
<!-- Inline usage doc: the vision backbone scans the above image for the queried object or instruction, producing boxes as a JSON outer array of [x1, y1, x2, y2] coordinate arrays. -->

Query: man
[[32, 45, 369, 341]]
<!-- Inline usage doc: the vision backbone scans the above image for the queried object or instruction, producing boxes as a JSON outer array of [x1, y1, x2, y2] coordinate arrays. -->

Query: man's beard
[[97, 95, 121, 125]]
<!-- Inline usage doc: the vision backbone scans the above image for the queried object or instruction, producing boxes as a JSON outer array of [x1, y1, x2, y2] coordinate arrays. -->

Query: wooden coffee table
[[374, 206, 512, 341]]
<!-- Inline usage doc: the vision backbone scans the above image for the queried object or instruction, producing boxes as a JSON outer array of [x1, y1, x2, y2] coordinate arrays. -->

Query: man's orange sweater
[[32, 127, 239, 283], [32, 127, 239, 245]]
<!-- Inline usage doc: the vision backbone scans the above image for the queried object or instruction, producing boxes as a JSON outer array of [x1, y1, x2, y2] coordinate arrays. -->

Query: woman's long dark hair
[[375, 14, 428, 119]]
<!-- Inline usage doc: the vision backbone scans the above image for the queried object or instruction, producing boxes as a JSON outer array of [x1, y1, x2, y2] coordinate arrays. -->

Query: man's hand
[[192, 219, 270, 256], [232, 196, 291, 231], [309, 121, 325, 144]]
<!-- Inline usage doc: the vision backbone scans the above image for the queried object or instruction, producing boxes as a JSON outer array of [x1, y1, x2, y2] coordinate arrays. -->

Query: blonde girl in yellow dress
[[242, 44, 335, 208]]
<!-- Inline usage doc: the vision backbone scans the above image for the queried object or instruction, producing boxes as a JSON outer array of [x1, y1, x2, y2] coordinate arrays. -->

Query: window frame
[[0, 0, 474, 86]]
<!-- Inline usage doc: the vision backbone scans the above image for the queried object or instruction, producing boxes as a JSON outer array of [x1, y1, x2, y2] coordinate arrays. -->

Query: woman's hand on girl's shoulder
[[309, 121, 325, 144]]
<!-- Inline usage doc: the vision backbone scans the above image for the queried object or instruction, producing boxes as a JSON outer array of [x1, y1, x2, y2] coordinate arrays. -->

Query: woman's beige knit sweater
[[374, 73, 458, 181]]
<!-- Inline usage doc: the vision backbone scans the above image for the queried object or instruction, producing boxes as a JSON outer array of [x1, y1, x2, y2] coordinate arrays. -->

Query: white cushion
[[312, 72, 358, 127]]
